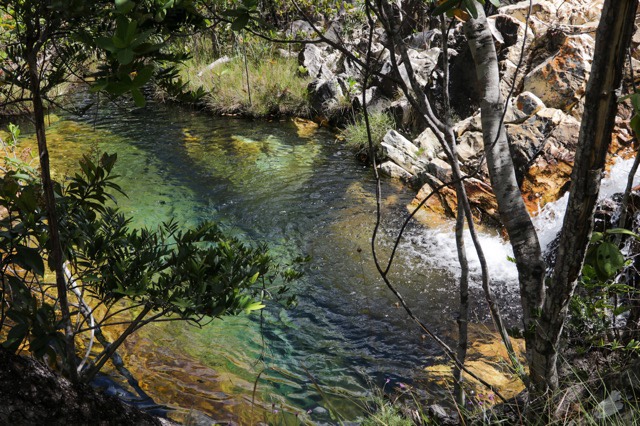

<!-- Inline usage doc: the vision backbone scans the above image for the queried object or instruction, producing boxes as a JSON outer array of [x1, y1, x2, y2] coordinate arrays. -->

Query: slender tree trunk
[[453, 201, 469, 407], [464, 1, 545, 375], [26, 50, 78, 381], [535, 0, 638, 392], [378, 0, 524, 386], [82, 304, 152, 383]]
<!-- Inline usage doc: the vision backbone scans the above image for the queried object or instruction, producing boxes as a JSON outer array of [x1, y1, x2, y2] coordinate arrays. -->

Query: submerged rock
[[423, 326, 526, 401]]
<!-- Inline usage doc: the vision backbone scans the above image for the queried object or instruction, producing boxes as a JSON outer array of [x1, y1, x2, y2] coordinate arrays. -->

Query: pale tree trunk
[[534, 0, 638, 392], [464, 1, 545, 373], [378, 0, 525, 400]]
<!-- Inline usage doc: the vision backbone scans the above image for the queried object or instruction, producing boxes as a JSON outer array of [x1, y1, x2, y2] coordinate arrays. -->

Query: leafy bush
[[0, 149, 298, 380], [568, 228, 640, 352]]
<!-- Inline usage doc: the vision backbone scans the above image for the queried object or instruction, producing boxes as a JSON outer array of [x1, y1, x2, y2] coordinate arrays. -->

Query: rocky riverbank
[[294, 0, 638, 225]]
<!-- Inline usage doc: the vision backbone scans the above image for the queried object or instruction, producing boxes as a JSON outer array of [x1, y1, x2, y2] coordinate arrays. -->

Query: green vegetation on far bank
[[180, 54, 310, 118], [168, 32, 311, 118]]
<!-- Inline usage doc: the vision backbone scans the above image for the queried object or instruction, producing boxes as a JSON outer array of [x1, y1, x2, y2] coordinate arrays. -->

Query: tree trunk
[[26, 48, 78, 382], [464, 1, 546, 373], [534, 0, 638, 392]]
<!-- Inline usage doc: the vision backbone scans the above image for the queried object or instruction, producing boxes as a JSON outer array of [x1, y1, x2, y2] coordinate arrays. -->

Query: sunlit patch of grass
[[180, 55, 310, 118]]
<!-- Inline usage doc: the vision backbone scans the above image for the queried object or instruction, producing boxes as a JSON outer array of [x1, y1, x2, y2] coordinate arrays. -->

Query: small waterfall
[[534, 157, 640, 252], [404, 157, 640, 286], [404, 227, 518, 286]]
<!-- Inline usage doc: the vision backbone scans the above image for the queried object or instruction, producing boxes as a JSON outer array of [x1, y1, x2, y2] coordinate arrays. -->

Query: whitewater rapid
[[401, 157, 640, 286]]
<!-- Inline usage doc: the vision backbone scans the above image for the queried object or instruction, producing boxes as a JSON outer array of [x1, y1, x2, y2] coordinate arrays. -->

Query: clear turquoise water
[[24, 98, 463, 423]]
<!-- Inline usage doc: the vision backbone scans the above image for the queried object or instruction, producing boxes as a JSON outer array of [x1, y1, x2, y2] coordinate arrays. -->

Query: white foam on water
[[534, 157, 640, 251], [402, 157, 640, 285], [402, 226, 518, 286]]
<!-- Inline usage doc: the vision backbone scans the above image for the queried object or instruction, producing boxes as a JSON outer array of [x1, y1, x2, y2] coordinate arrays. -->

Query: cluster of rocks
[[295, 0, 637, 224]]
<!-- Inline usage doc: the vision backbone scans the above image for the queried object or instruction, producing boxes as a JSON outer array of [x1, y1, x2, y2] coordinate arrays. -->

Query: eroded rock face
[[307, 77, 344, 113], [499, 0, 558, 35], [520, 118, 580, 212], [379, 161, 413, 181], [380, 129, 427, 175], [340, 0, 627, 227], [523, 34, 594, 115], [516, 91, 545, 116], [410, 174, 500, 225], [414, 127, 443, 161], [298, 44, 336, 80]]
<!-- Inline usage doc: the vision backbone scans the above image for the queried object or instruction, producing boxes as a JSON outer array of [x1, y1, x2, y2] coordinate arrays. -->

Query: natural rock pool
[[19, 97, 525, 423]]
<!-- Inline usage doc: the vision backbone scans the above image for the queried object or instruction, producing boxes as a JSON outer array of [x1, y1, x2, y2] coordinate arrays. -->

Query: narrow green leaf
[[244, 301, 265, 314], [631, 114, 640, 136], [117, 48, 135, 65], [590, 232, 603, 244], [125, 19, 138, 44], [16, 245, 45, 276], [464, 0, 478, 18], [115, 0, 135, 13], [129, 29, 154, 48], [3, 323, 29, 353], [95, 36, 117, 53], [605, 228, 640, 239], [631, 93, 640, 113], [112, 35, 128, 49]]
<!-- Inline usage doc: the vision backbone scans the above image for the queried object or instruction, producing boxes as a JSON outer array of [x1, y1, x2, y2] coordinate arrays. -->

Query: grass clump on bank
[[340, 111, 395, 160], [180, 54, 310, 118]]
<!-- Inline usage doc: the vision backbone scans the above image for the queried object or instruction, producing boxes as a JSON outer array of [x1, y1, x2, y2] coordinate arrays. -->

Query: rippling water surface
[[20, 99, 521, 423]]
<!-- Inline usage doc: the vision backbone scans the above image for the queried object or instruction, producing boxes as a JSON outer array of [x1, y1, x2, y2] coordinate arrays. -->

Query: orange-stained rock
[[410, 179, 457, 220], [409, 176, 500, 226], [293, 117, 319, 138], [523, 34, 594, 117]]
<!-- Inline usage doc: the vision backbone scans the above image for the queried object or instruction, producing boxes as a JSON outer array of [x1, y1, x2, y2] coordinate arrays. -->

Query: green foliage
[[359, 382, 430, 426], [568, 228, 639, 351], [624, 91, 640, 137], [220, 0, 259, 31], [360, 400, 413, 426], [179, 47, 310, 117], [0, 0, 203, 109], [341, 112, 395, 160], [0, 152, 298, 373]]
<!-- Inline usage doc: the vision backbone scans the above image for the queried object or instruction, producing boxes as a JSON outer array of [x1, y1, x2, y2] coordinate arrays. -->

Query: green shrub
[[0, 148, 299, 380]]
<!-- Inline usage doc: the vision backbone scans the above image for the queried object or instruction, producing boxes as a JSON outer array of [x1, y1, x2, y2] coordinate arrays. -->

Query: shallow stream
[[18, 98, 582, 424]]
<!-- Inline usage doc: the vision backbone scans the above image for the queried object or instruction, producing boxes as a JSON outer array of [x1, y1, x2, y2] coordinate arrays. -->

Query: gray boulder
[[379, 161, 413, 181], [307, 77, 344, 113], [380, 130, 428, 175]]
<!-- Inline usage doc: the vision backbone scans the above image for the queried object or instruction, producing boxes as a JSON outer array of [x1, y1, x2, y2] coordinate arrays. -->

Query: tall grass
[[177, 34, 311, 118], [340, 111, 396, 159]]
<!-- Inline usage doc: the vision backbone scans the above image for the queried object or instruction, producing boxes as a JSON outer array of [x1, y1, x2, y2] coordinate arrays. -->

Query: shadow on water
[[17, 97, 490, 423]]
